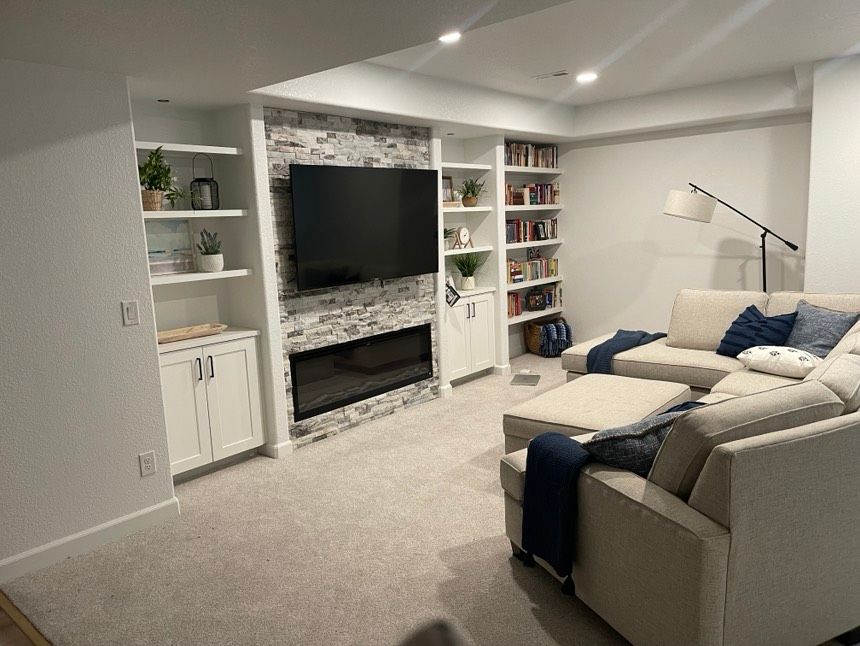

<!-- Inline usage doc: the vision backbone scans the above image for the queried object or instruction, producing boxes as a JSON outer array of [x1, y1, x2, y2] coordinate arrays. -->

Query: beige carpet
[[3, 355, 628, 646]]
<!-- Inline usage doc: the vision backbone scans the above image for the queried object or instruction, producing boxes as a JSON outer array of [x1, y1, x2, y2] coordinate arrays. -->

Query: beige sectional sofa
[[501, 289, 860, 646], [561, 289, 860, 397]]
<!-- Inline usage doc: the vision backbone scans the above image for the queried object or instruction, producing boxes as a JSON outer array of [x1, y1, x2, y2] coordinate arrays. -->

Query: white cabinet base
[[444, 292, 496, 383], [159, 335, 264, 476]]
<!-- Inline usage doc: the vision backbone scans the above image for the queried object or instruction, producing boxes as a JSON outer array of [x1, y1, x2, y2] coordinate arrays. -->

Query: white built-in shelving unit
[[433, 135, 566, 393], [132, 102, 291, 463]]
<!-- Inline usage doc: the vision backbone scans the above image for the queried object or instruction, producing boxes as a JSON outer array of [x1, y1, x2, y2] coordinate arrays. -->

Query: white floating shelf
[[443, 205, 493, 213], [441, 162, 493, 172], [506, 238, 564, 250], [444, 245, 493, 256], [508, 307, 564, 326], [150, 269, 252, 286], [506, 276, 563, 291], [144, 209, 248, 220], [504, 165, 564, 175], [456, 286, 497, 297], [135, 141, 242, 156], [505, 204, 564, 212], [156, 327, 260, 354]]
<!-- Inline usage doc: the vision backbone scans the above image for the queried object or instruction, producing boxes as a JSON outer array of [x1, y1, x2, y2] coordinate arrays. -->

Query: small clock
[[453, 226, 474, 249]]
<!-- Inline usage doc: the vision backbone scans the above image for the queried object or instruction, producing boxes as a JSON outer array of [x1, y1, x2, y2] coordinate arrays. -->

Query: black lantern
[[190, 153, 219, 210]]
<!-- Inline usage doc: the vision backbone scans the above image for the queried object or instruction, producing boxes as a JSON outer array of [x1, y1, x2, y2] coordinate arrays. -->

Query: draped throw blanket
[[586, 329, 666, 374], [539, 321, 574, 358]]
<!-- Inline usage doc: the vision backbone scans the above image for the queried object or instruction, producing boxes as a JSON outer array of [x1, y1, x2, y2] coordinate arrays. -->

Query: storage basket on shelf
[[524, 317, 573, 357]]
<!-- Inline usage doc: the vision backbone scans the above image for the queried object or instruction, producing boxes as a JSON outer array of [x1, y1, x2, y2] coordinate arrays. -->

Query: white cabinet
[[159, 335, 264, 475], [445, 292, 495, 380]]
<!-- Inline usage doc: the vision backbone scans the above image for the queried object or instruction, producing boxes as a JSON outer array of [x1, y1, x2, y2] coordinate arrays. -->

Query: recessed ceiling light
[[156, 98, 170, 103], [575, 71, 598, 84], [438, 31, 461, 44]]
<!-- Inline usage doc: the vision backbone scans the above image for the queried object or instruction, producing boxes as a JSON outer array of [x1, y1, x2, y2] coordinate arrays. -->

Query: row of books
[[507, 258, 559, 284], [505, 218, 559, 243], [507, 286, 559, 318], [504, 142, 558, 168], [505, 183, 560, 206]]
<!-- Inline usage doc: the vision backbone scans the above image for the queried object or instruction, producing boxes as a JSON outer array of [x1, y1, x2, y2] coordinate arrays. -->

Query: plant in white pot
[[443, 227, 457, 251], [453, 252, 485, 290], [196, 229, 224, 272], [138, 146, 187, 211]]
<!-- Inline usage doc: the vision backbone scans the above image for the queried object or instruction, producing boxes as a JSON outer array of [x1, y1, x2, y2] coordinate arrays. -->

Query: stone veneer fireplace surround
[[264, 108, 439, 445]]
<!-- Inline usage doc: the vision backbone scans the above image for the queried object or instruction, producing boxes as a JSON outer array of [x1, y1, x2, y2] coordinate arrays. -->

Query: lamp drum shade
[[664, 190, 716, 223]]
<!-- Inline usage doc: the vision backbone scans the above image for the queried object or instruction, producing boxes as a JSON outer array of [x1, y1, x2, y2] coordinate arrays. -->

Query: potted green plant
[[453, 252, 485, 290], [196, 229, 224, 272], [459, 178, 485, 208], [138, 147, 188, 211]]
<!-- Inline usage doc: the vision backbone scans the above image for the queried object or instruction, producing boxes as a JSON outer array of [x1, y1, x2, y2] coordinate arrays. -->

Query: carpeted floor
[[3, 355, 628, 646]]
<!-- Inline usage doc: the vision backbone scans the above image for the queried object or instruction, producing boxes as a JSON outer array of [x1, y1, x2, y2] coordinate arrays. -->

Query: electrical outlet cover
[[139, 451, 157, 477]]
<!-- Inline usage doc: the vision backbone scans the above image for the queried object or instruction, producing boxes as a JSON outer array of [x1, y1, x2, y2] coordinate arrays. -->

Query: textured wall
[[0, 59, 176, 567], [264, 108, 438, 445]]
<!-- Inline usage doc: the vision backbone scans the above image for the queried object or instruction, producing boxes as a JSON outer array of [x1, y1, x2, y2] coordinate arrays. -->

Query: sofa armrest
[[574, 465, 730, 646], [688, 413, 860, 646]]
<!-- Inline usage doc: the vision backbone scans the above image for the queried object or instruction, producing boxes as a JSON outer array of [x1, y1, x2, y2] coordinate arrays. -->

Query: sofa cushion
[[785, 300, 860, 358], [696, 392, 737, 404], [666, 289, 768, 351], [715, 305, 797, 357], [765, 291, 860, 317], [737, 345, 822, 378], [503, 374, 690, 451], [710, 368, 799, 396], [806, 353, 860, 414], [648, 381, 845, 499], [608, 338, 743, 389], [561, 333, 614, 374]]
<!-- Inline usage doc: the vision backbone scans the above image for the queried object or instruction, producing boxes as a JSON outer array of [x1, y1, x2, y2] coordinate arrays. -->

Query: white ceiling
[[0, 0, 569, 107], [370, 0, 860, 106]]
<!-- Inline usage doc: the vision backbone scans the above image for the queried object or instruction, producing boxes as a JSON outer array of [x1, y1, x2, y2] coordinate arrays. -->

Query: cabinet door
[[205, 337, 264, 461], [445, 300, 471, 381], [468, 293, 495, 372], [159, 348, 213, 475]]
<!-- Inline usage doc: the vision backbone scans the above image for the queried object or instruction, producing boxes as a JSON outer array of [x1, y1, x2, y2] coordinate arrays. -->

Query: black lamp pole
[[688, 182, 799, 293]]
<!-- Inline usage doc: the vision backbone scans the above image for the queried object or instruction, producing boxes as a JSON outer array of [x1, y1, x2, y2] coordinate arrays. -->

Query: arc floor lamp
[[663, 183, 799, 292]]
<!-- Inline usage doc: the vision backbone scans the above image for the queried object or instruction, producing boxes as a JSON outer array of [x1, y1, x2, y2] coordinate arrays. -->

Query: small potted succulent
[[196, 229, 224, 272], [138, 146, 187, 211], [459, 178, 485, 208], [453, 252, 485, 290]]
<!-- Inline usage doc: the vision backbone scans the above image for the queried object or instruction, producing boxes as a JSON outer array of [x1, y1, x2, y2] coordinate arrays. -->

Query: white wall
[[804, 55, 860, 292], [0, 59, 178, 581], [559, 122, 811, 341]]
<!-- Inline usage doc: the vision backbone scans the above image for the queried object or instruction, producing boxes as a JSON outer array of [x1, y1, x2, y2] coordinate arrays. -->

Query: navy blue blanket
[[521, 432, 592, 580], [586, 329, 667, 374]]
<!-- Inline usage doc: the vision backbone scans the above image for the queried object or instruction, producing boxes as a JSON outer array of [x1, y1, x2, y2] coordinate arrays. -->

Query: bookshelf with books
[[505, 182, 560, 206], [504, 142, 558, 169]]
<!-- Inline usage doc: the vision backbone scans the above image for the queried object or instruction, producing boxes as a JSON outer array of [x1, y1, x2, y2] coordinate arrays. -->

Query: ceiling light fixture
[[438, 31, 461, 44], [575, 71, 598, 84]]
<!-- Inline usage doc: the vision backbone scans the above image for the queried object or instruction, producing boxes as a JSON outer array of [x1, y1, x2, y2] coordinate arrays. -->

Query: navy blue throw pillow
[[716, 305, 797, 357]]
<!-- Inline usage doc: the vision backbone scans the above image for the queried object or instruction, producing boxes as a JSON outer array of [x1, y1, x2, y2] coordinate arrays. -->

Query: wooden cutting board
[[157, 323, 228, 344]]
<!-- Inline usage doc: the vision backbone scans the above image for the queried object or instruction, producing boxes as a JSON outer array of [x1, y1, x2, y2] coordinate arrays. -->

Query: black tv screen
[[290, 164, 438, 291]]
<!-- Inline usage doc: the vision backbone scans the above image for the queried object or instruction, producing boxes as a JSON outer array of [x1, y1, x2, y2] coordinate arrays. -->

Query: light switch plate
[[121, 300, 140, 326]]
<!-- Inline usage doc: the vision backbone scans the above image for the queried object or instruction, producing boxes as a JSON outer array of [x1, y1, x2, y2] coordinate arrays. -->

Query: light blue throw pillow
[[785, 300, 860, 358]]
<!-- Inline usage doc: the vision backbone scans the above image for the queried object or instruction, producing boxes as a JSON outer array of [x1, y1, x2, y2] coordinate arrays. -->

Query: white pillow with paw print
[[737, 346, 823, 378]]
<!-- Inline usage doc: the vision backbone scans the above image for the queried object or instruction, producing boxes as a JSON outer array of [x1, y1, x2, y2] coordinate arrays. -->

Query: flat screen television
[[290, 164, 438, 291]]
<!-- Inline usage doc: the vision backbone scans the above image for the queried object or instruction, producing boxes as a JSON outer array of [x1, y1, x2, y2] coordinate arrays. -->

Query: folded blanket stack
[[538, 321, 574, 358]]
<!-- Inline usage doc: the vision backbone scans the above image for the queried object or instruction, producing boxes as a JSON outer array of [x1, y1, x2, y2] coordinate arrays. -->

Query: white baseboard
[[259, 439, 294, 459], [440, 384, 453, 398], [0, 496, 180, 584], [494, 364, 512, 376]]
